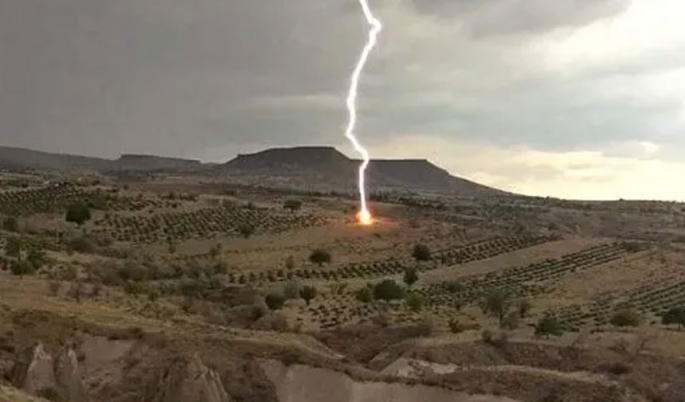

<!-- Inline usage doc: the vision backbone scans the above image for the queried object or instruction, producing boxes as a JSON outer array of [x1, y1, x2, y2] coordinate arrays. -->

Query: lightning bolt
[[345, 0, 382, 226]]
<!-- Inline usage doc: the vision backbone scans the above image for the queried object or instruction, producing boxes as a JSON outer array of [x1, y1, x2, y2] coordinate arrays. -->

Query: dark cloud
[[410, 0, 631, 37], [1, 0, 684, 178]]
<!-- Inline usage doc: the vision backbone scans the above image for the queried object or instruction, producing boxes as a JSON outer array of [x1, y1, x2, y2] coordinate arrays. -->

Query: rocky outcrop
[[260, 359, 520, 402], [21, 344, 55, 398], [159, 354, 232, 402], [21, 344, 88, 401]]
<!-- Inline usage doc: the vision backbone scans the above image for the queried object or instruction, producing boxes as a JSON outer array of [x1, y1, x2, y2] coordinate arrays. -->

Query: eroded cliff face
[[21, 344, 88, 402], [5, 335, 241, 402], [259, 359, 520, 402], [159, 354, 232, 402]]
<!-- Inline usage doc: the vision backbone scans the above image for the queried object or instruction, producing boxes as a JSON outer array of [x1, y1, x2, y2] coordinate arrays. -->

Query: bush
[[65, 201, 91, 226], [4, 236, 22, 259], [662, 307, 685, 328], [373, 280, 404, 301], [10, 260, 33, 277], [283, 281, 301, 299], [480, 289, 513, 327], [283, 200, 302, 212], [238, 224, 254, 238], [355, 286, 373, 303], [534, 314, 565, 337], [411, 244, 431, 261], [611, 308, 643, 328], [405, 293, 424, 312], [300, 286, 317, 306], [448, 319, 466, 333], [66, 236, 93, 254], [309, 249, 331, 266], [285, 256, 295, 270], [403, 267, 419, 287], [502, 311, 520, 330], [265, 293, 285, 310], [2, 216, 18, 232], [27, 247, 46, 270]]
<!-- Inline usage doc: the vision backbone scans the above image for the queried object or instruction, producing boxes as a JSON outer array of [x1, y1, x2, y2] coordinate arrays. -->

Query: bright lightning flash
[[346, 0, 382, 227]]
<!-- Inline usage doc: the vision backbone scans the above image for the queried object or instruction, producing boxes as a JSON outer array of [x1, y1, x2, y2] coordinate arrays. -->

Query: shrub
[[265, 293, 285, 310], [480, 289, 513, 327], [405, 293, 424, 312], [309, 249, 331, 266], [284, 281, 301, 300], [4, 236, 22, 259], [448, 319, 466, 334], [611, 308, 643, 328], [373, 279, 404, 301], [502, 312, 520, 330], [2, 216, 18, 232], [662, 307, 685, 328], [65, 201, 91, 226], [285, 255, 295, 270], [283, 200, 302, 212], [355, 286, 373, 303], [238, 224, 254, 238], [299, 286, 317, 306], [403, 267, 419, 287], [411, 244, 431, 262], [66, 236, 93, 254], [534, 314, 565, 337], [10, 260, 33, 277], [27, 247, 46, 270]]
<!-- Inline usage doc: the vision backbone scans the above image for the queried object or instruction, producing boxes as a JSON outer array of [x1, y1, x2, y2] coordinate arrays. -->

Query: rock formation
[[159, 354, 232, 402]]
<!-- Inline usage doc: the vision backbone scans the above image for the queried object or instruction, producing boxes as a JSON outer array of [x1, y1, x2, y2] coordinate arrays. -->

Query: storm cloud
[[1, 0, 685, 199]]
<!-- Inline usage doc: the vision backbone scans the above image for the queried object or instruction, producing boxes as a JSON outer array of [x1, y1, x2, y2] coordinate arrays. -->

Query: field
[[3, 170, 685, 401]]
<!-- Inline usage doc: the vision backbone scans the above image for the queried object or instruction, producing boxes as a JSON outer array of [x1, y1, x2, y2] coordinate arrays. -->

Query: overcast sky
[[1, 0, 685, 200]]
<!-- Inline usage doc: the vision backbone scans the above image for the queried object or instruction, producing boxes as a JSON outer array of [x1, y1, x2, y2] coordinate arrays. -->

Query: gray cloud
[[409, 0, 630, 36], [1, 0, 684, 177]]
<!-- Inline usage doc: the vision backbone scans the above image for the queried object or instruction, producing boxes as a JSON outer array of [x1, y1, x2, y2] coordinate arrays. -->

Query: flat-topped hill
[[221, 146, 508, 196]]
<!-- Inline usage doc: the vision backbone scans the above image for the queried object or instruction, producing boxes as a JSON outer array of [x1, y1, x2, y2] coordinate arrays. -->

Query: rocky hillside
[[0, 145, 509, 196]]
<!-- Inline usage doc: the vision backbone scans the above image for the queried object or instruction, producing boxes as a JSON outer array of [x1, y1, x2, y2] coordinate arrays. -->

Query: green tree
[[611, 307, 644, 327], [480, 289, 513, 327], [662, 307, 685, 328], [309, 249, 331, 266], [65, 202, 91, 226], [283, 200, 302, 212], [2, 216, 18, 232], [405, 293, 424, 312], [265, 293, 285, 310], [4, 236, 22, 259], [355, 286, 373, 303], [411, 244, 431, 262], [238, 224, 254, 238], [403, 267, 419, 287], [10, 260, 33, 277], [299, 286, 318, 306], [534, 314, 565, 338], [27, 247, 46, 270], [373, 279, 404, 301]]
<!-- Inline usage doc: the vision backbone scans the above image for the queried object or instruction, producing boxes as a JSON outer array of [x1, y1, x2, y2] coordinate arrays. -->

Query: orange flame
[[357, 208, 374, 226]]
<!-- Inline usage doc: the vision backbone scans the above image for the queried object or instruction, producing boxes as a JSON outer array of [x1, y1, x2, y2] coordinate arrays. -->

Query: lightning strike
[[346, 0, 382, 226]]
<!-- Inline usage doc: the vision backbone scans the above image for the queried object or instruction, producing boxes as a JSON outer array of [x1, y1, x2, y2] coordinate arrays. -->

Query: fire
[[357, 208, 374, 226]]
